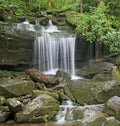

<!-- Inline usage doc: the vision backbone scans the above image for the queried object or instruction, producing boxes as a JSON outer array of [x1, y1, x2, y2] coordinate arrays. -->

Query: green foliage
[[101, 31, 120, 53]]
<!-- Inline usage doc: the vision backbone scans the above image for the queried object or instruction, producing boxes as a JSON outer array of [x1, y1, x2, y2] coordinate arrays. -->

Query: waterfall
[[34, 21, 76, 75]]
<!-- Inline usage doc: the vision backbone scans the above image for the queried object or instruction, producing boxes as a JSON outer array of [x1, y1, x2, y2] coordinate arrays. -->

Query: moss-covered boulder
[[68, 80, 120, 105], [0, 106, 10, 122], [7, 98, 23, 113], [15, 94, 60, 123], [0, 79, 35, 98]]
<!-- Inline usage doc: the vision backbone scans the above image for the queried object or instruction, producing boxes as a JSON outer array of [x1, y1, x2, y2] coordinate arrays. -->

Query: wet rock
[[105, 117, 120, 126], [104, 96, 120, 120], [68, 80, 120, 105], [55, 69, 71, 82], [0, 79, 35, 98], [15, 94, 60, 123], [26, 68, 60, 86], [82, 112, 106, 126], [7, 98, 23, 113], [0, 106, 10, 122]]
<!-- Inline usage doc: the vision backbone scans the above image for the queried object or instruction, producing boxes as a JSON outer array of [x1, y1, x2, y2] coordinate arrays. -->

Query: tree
[[80, 0, 83, 13]]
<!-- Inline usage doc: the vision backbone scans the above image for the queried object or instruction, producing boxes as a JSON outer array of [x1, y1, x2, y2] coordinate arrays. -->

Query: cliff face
[[0, 24, 34, 70]]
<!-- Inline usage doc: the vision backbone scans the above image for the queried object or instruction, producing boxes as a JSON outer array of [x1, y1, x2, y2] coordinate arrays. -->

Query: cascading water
[[34, 20, 76, 76]]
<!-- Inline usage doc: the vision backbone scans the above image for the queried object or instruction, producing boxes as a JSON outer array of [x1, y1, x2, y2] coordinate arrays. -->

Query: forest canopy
[[0, 0, 120, 55]]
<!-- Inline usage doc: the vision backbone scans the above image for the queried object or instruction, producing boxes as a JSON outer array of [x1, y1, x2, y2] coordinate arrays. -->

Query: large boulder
[[104, 96, 120, 121], [15, 94, 60, 123], [79, 60, 114, 80], [0, 79, 35, 98], [0, 25, 34, 70], [26, 68, 60, 86], [67, 80, 120, 105]]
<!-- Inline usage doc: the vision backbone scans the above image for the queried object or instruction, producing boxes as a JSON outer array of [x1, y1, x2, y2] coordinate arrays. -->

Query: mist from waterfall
[[34, 20, 76, 75]]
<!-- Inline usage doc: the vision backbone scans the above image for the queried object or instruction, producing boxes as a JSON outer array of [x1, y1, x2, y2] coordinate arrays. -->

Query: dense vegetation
[[0, 0, 120, 56]]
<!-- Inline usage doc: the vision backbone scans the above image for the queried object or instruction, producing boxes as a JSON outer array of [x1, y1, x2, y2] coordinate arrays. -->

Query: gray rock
[[104, 96, 120, 120], [82, 112, 106, 126], [55, 69, 71, 82]]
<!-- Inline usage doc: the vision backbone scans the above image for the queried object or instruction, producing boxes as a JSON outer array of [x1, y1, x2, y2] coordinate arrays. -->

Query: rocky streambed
[[0, 67, 120, 126]]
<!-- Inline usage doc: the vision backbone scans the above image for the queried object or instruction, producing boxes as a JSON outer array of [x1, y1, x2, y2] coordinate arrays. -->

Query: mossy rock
[[68, 80, 120, 105]]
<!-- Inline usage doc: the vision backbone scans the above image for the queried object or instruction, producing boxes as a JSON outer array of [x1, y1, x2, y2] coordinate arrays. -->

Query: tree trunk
[[95, 41, 101, 59], [80, 0, 83, 13]]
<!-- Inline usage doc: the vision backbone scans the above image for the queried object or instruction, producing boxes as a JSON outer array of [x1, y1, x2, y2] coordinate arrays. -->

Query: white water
[[15, 20, 79, 77], [34, 20, 76, 76]]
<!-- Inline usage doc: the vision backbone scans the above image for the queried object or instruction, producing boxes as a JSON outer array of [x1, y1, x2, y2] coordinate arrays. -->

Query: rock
[[104, 96, 120, 120], [0, 25, 34, 70], [79, 61, 114, 80], [7, 98, 23, 113], [0, 96, 6, 105], [0, 79, 35, 98], [15, 94, 60, 123], [0, 106, 10, 122], [68, 80, 120, 105], [55, 69, 71, 82], [65, 107, 83, 121], [33, 90, 59, 100], [93, 73, 112, 81], [26, 68, 60, 86], [105, 117, 120, 126], [82, 112, 106, 126]]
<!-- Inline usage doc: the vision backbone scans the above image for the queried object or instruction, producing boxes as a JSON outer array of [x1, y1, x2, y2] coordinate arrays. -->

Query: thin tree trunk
[[95, 41, 101, 59], [80, 0, 83, 13]]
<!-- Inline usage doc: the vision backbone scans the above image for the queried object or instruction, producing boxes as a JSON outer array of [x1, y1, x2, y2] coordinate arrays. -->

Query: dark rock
[[0, 25, 34, 70]]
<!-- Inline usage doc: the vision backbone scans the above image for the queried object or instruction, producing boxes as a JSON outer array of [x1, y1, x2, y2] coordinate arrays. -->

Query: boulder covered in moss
[[15, 94, 60, 123], [0, 79, 35, 98], [67, 80, 120, 105]]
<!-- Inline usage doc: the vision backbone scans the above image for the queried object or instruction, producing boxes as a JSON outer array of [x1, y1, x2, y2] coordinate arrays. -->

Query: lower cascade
[[34, 20, 76, 76]]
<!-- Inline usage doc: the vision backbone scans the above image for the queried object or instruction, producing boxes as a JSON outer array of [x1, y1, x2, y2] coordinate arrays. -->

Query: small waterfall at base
[[34, 20, 76, 76]]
